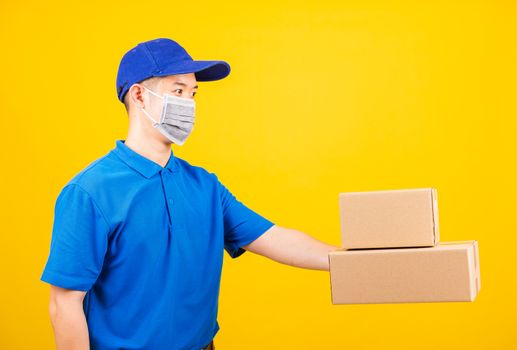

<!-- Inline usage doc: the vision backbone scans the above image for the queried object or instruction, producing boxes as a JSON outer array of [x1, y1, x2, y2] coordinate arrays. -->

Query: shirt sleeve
[[40, 184, 110, 291], [214, 174, 275, 259]]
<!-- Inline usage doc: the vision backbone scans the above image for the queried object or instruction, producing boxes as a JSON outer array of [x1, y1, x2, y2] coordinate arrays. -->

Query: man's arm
[[242, 225, 341, 271], [49, 285, 90, 350]]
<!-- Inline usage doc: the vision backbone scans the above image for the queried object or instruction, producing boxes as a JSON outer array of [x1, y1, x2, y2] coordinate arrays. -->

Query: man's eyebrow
[[172, 81, 198, 89]]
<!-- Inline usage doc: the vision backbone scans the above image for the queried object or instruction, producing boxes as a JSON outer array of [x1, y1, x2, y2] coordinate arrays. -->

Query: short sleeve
[[40, 184, 110, 291], [214, 174, 275, 259]]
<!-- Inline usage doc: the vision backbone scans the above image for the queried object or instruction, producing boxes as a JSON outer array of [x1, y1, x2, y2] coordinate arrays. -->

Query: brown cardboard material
[[339, 188, 440, 249], [328, 240, 480, 304]]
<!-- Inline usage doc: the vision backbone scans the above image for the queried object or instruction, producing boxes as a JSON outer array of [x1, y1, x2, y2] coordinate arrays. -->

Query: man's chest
[[100, 175, 223, 261]]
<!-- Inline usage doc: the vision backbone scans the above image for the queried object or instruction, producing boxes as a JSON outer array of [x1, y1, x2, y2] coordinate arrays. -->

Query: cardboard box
[[339, 188, 440, 249], [329, 240, 480, 304]]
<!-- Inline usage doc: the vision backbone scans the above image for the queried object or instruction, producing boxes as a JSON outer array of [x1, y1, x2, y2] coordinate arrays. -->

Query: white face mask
[[138, 86, 196, 146]]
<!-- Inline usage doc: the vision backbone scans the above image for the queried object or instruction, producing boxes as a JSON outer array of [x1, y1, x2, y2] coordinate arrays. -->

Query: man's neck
[[124, 131, 172, 168]]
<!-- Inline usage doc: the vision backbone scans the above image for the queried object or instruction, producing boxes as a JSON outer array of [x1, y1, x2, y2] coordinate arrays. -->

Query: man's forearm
[[243, 225, 341, 271], [49, 300, 90, 350]]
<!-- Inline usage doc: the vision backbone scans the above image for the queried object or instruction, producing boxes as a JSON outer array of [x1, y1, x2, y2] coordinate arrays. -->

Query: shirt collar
[[111, 139, 179, 178]]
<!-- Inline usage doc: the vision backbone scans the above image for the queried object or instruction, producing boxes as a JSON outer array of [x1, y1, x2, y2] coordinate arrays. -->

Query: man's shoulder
[[63, 150, 122, 195], [175, 156, 218, 185]]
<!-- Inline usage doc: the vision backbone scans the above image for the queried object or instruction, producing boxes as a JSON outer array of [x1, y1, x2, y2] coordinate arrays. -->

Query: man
[[40, 38, 339, 350]]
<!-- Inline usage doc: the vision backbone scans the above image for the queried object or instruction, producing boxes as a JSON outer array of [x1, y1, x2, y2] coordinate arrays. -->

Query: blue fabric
[[40, 139, 275, 350]]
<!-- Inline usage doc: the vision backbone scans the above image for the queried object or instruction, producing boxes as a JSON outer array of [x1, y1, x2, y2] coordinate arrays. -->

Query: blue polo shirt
[[40, 139, 275, 350]]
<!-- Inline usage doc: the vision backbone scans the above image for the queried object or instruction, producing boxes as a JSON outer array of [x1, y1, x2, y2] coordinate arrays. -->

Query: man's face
[[138, 73, 198, 144]]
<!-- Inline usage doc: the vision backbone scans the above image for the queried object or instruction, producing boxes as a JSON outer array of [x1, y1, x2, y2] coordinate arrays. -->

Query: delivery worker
[[40, 37, 339, 350]]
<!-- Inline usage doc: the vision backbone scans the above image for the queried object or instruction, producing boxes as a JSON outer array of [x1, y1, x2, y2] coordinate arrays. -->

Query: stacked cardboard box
[[329, 188, 480, 304]]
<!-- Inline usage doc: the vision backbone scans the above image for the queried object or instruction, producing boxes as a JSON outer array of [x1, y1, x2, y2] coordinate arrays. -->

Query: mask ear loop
[[138, 86, 163, 127], [139, 106, 159, 127], [143, 86, 163, 99]]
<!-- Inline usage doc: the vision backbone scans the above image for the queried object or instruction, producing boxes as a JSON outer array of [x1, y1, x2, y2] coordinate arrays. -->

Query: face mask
[[138, 86, 196, 145]]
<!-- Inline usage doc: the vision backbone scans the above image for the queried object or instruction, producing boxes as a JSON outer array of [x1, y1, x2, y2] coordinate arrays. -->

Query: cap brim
[[156, 60, 231, 81]]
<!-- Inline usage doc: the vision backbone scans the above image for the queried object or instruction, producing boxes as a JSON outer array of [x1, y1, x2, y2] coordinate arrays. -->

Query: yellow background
[[1, 0, 516, 349]]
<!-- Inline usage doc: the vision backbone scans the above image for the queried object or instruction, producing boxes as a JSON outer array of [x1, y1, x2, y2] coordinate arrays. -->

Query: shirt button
[[168, 198, 174, 205]]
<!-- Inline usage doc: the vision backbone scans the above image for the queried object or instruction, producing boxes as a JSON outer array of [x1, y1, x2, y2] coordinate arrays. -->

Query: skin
[[49, 287, 89, 350], [123, 73, 199, 167], [48, 72, 340, 349]]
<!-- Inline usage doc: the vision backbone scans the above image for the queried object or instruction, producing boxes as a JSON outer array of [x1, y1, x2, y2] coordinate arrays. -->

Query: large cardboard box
[[339, 188, 440, 249], [328, 240, 480, 304]]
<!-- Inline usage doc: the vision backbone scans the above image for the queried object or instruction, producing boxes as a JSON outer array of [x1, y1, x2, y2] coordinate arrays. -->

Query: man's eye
[[174, 89, 182, 94]]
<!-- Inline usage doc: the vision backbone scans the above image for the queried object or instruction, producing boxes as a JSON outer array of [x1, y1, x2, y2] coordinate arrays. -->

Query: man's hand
[[241, 225, 341, 271]]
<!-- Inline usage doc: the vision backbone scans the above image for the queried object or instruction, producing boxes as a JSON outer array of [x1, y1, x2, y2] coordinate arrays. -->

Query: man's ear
[[128, 84, 146, 109]]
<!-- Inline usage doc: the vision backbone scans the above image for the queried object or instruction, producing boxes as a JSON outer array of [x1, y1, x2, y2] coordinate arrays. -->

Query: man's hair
[[123, 76, 163, 113]]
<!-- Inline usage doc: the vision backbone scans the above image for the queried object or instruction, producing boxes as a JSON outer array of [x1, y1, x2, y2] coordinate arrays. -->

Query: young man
[[40, 38, 339, 350]]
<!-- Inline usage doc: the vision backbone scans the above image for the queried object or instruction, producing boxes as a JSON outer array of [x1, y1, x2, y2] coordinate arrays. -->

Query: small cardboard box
[[328, 240, 480, 304], [339, 188, 440, 249]]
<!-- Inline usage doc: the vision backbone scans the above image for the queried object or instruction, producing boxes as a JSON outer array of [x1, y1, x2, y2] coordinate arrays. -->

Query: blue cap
[[116, 38, 231, 103]]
